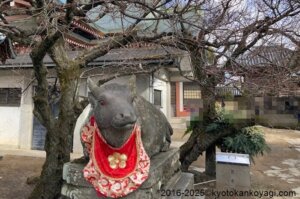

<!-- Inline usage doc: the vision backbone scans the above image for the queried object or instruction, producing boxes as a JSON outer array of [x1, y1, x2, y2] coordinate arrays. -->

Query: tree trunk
[[202, 85, 217, 176], [29, 83, 78, 198], [179, 48, 219, 172], [29, 39, 80, 198], [205, 144, 216, 176], [179, 113, 254, 172], [180, 127, 234, 171], [29, 79, 77, 198], [29, 126, 71, 199]]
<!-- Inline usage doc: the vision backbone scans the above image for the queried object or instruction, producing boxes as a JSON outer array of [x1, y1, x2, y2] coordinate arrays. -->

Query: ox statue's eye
[[99, 100, 106, 106]]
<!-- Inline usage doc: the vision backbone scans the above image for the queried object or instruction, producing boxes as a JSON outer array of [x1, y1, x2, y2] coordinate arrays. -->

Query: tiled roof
[[236, 46, 295, 68], [0, 46, 183, 68], [96, 46, 184, 61]]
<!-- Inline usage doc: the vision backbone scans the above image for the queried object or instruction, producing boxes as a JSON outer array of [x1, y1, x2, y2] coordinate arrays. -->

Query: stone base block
[[61, 148, 194, 199], [164, 173, 195, 199]]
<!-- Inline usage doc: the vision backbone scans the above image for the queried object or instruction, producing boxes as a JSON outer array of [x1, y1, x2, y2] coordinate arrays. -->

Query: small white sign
[[216, 152, 250, 165]]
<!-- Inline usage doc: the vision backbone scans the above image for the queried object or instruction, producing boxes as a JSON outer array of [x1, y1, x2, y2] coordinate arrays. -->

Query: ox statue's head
[[87, 78, 137, 148]]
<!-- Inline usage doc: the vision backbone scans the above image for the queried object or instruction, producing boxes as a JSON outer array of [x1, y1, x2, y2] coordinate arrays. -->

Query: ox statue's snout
[[112, 112, 137, 129]]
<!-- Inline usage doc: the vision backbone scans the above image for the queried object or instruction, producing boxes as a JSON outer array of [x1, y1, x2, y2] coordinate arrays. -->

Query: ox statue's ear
[[87, 78, 98, 108], [128, 75, 137, 96]]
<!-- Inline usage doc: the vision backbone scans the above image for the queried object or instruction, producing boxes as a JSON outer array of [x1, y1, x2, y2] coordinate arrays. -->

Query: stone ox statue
[[77, 78, 173, 198], [82, 78, 173, 158]]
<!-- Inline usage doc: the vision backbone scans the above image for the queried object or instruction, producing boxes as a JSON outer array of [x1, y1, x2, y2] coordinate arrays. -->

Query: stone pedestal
[[61, 148, 194, 199]]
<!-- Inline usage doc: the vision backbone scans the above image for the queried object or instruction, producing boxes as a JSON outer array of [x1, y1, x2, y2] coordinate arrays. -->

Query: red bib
[[82, 116, 150, 198]]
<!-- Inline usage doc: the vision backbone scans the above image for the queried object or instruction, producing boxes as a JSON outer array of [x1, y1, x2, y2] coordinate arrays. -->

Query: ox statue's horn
[[87, 77, 98, 95]]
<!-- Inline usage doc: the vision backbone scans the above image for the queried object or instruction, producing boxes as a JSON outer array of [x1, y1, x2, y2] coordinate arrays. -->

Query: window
[[154, 89, 162, 107], [184, 90, 201, 99], [183, 82, 201, 112], [0, 88, 22, 106], [183, 83, 201, 99]]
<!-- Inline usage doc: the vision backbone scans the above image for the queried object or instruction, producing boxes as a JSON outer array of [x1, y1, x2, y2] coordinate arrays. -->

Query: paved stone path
[[286, 138, 300, 152], [264, 160, 300, 184]]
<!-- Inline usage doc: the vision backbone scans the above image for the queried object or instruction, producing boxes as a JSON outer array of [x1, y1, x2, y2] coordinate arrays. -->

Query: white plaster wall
[[154, 68, 171, 119], [153, 78, 168, 117], [165, 82, 171, 119], [73, 104, 91, 154], [0, 72, 24, 148], [0, 107, 21, 147], [19, 73, 34, 149], [18, 103, 34, 149]]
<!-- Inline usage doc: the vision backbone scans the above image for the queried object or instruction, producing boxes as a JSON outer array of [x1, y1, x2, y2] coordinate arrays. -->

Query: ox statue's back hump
[[134, 96, 173, 157]]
